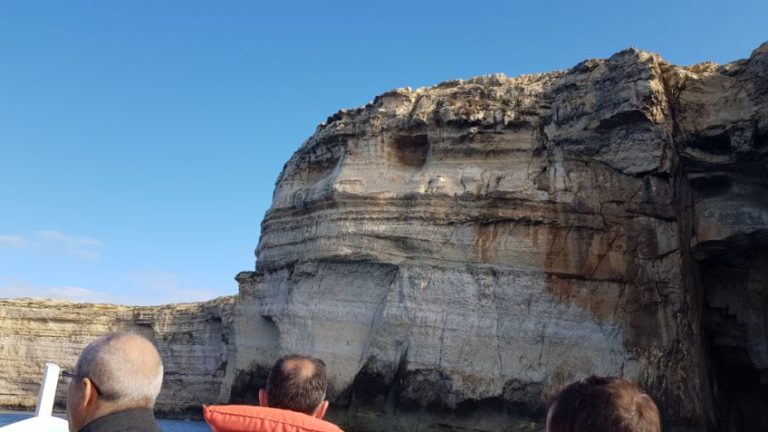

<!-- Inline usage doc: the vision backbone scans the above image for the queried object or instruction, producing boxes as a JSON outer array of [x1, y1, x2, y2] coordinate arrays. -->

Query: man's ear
[[258, 389, 269, 407], [313, 400, 329, 419], [81, 378, 99, 409]]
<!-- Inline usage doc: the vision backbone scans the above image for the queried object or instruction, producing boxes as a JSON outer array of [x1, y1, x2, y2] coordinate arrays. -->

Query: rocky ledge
[[232, 42, 768, 431]]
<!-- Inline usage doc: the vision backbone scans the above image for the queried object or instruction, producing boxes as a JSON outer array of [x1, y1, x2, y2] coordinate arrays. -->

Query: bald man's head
[[264, 354, 327, 415], [75, 332, 164, 406]]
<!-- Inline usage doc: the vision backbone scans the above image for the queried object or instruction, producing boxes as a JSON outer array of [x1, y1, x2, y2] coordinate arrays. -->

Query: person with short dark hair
[[204, 353, 343, 432], [259, 354, 329, 417], [546, 375, 661, 432]]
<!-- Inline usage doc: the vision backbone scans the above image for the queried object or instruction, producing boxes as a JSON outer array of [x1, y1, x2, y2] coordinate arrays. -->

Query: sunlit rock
[[231, 43, 768, 431]]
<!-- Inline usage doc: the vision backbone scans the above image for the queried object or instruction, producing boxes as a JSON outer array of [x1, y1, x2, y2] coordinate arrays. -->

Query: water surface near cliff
[[0, 412, 210, 431]]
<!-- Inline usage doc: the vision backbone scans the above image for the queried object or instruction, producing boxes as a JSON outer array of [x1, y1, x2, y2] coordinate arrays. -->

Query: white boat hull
[[0, 416, 68, 431]]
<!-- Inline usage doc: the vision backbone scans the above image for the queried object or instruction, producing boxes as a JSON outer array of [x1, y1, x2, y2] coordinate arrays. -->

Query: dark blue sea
[[0, 412, 210, 431]]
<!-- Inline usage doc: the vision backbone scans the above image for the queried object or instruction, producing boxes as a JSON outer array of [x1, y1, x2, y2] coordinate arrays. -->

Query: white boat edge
[[0, 363, 68, 431]]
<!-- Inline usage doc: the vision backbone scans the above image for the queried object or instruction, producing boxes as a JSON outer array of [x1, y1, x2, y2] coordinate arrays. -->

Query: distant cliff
[[0, 297, 235, 417]]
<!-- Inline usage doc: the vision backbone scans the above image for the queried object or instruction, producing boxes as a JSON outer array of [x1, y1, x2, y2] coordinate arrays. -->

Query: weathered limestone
[[0, 297, 235, 416], [671, 42, 768, 431], [231, 43, 768, 431]]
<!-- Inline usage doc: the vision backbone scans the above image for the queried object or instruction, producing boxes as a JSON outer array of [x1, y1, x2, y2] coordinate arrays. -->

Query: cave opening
[[692, 133, 732, 156], [700, 247, 768, 431], [388, 134, 429, 168]]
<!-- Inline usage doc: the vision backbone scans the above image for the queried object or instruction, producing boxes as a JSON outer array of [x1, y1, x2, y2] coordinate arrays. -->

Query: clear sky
[[0, 1, 765, 305]]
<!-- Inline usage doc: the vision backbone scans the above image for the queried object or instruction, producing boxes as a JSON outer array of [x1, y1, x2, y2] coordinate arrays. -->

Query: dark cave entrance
[[700, 246, 768, 431]]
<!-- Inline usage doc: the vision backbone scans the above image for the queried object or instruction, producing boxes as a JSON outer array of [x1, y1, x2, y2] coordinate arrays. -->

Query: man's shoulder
[[204, 405, 344, 432], [80, 407, 160, 432]]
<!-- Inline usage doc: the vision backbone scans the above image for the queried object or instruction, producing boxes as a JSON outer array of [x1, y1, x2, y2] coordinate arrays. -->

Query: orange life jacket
[[203, 405, 344, 432]]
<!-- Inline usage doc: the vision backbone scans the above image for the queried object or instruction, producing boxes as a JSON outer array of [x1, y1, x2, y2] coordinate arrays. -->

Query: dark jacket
[[79, 407, 160, 432]]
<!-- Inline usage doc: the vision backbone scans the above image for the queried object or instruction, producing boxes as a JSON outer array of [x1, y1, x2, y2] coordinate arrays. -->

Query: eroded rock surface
[[672, 42, 768, 431], [0, 297, 235, 416], [232, 43, 768, 431]]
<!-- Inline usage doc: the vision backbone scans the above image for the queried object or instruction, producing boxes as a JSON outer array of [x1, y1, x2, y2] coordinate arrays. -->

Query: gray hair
[[75, 332, 164, 407]]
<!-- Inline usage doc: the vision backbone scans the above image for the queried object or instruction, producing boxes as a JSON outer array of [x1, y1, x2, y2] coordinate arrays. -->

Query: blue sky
[[0, 1, 766, 305]]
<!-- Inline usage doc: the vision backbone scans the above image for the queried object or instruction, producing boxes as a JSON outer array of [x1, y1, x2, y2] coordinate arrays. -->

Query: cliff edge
[[232, 42, 768, 431]]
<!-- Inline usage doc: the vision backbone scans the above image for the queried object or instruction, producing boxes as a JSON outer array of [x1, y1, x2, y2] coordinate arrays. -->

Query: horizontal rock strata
[[233, 43, 768, 431], [0, 297, 235, 417]]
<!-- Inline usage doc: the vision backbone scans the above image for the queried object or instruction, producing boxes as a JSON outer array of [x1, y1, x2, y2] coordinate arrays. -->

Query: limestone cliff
[[231, 43, 768, 431], [0, 297, 235, 417]]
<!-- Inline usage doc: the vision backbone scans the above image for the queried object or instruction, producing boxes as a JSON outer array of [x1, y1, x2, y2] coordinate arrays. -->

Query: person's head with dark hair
[[546, 375, 661, 432], [258, 354, 329, 418]]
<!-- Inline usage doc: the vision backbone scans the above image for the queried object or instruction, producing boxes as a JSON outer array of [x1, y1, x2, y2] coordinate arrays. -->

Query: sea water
[[0, 412, 210, 431]]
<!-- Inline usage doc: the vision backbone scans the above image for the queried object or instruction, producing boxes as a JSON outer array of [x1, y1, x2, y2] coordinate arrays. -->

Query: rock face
[[0, 297, 235, 416], [672, 44, 768, 431], [232, 43, 768, 431]]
